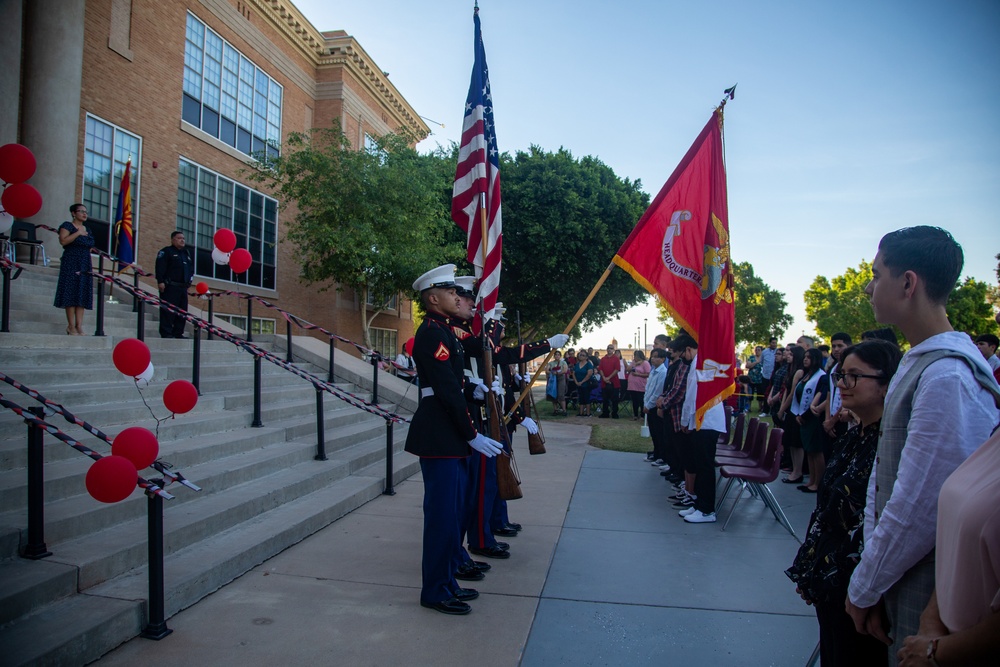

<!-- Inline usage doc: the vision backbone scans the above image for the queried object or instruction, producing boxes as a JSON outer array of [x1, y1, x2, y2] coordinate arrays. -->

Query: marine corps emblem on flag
[[434, 343, 451, 361]]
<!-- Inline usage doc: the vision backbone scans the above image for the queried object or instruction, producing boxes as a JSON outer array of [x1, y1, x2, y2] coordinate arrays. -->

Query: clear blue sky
[[295, 0, 1000, 346]]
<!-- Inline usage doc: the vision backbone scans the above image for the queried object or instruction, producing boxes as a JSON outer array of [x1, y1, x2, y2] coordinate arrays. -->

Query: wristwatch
[[926, 637, 940, 666]]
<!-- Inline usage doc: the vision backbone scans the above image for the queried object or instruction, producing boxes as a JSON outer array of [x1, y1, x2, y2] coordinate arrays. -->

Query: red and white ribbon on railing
[[90, 271, 410, 424], [0, 391, 173, 500], [0, 371, 203, 495]]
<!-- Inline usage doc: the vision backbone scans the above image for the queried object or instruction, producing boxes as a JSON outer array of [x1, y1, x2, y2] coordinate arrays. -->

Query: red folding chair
[[717, 428, 798, 541], [715, 421, 767, 467]]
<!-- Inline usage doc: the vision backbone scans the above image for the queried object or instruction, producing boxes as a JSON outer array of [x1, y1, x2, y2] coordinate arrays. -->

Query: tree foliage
[[947, 277, 997, 335], [732, 261, 794, 345], [495, 146, 650, 340], [246, 123, 461, 346], [803, 261, 879, 341], [805, 260, 998, 341]]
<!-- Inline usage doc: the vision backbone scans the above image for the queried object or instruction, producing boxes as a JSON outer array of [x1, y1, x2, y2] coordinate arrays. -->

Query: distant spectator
[[758, 338, 779, 417], [395, 348, 416, 384], [861, 327, 899, 347], [53, 203, 94, 335], [798, 335, 815, 349], [626, 350, 651, 420], [974, 333, 999, 373], [572, 351, 595, 417], [598, 345, 621, 418], [546, 350, 569, 415], [746, 345, 765, 413]]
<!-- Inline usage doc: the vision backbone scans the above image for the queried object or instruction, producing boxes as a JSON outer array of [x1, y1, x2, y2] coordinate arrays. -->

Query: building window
[[369, 327, 398, 358], [183, 12, 282, 160], [83, 115, 141, 256], [176, 158, 277, 290], [214, 313, 276, 335], [365, 289, 398, 311]]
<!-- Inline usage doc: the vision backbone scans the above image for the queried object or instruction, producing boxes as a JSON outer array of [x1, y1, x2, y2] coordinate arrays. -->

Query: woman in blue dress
[[52, 203, 94, 335]]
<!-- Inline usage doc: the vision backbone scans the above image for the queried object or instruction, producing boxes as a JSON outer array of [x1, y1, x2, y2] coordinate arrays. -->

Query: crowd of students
[[546, 226, 1000, 666]]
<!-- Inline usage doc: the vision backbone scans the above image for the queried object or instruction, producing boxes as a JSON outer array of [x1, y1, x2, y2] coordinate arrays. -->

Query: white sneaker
[[683, 511, 717, 524], [678, 506, 698, 517], [658, 464, 671, 472], [650, 459, 664, 466]]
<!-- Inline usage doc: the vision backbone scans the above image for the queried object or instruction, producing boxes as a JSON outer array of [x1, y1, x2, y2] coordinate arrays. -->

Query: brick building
[[2, 0, 428, 357]]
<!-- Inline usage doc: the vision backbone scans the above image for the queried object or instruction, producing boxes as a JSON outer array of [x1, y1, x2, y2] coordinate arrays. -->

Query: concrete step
[[0, 591, 143, 667], [0, 557, 79, 626]]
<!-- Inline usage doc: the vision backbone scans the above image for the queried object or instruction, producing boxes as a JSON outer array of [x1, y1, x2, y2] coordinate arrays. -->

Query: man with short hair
[[797, 335, 815, 349], [155, 231, 194, 339], [974, 333, 999, 372], [821, 333, 852, 439], [846, 227, 1000, 660], [405, 264, 503, 615], [757, 337, 778, 417], [653, 334, 671, 350], [598, 344, 621, 418], [643, 348, 669, 466]]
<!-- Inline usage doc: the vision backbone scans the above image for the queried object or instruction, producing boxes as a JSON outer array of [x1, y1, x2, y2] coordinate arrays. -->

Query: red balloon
[[163, 379, 198, 414], [113, 338, 151, 377], [213, 228, 237, 253], [195, 281, 209, 294], [229, 248, 252, 274], [1, 183, 42, 218], [112, 427, 159, 470], [0, 144, 37, 184], [85, 455, 138, 503], [403, 337, 415, 355]]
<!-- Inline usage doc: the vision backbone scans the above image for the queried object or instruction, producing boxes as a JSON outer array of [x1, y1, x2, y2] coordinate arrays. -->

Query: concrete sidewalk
[[97, 422, 820, 666]]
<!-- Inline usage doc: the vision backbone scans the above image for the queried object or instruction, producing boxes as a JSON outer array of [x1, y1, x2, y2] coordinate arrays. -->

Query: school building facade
[[2, 0, 429, 357]]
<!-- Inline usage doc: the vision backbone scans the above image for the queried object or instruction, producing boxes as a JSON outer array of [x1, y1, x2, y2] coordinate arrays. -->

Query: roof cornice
[[249, 0, 429, 139]]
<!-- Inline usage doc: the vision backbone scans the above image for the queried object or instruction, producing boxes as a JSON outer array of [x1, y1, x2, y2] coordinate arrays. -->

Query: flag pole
[[504, 260, 615, 422]]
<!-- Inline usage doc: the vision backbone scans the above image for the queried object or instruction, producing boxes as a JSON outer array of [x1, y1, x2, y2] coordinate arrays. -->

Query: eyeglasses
[[831, 371, 883, 388]]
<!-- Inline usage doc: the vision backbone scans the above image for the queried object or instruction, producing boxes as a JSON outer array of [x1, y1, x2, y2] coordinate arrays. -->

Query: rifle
[[481, 312, 522, 500], [516, 310, 546, 455]]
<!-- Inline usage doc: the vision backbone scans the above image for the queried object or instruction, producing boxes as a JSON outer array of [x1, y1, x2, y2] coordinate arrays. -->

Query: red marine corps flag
[[613, 106, 735, 424]]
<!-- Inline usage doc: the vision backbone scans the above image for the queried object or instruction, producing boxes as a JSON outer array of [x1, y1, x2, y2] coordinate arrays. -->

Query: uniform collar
[[425, 310, 452, 326]]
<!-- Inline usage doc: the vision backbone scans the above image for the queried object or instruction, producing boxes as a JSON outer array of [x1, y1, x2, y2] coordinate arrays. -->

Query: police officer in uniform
[[405, 264, 503, 615], [155, 231, 194, 338]]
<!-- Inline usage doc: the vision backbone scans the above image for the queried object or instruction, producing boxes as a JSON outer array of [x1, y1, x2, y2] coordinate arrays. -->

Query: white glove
[[491, 377, 503, 397], [547, 333, 569, 349], [521, 416, 539, 434], [471, 379, 488, 401], [468, 432, 503, 457], [514, 372, 523, 383]]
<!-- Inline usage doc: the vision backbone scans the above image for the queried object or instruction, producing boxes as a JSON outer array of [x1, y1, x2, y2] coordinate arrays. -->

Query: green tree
[[732, 261, 794, 345], [947, 277, 997, 335], [805, 260, 998, 341], [247, 123, 461, 347], [486, 146, 651, 340], [804, 260, 879, 341]]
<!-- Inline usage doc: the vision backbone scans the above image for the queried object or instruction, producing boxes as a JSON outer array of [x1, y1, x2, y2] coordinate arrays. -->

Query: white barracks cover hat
[[454, 275, 477, 298], [413, 264, 457, 292]]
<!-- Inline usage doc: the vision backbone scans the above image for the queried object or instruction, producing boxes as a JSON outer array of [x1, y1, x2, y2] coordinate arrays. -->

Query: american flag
[[452, 7, 502, 322]]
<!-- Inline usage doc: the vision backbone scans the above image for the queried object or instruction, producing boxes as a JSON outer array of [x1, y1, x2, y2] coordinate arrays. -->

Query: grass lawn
[[533, 386, 775, 454]]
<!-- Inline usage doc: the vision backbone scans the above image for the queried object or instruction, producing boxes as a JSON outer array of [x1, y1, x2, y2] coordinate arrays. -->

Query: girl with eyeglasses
[[786, 340, 902, 666]]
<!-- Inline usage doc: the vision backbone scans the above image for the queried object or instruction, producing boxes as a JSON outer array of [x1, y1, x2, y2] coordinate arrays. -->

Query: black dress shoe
[[468, 545, 510, 559], [421, 597, 471, 615], [494, 541, 509, 550], [505, 522, 522, 531], [453, 587, 479, 602], [455, 566, 485, 582], [468, 560, 491, 572], [493, 527, 518, 537]]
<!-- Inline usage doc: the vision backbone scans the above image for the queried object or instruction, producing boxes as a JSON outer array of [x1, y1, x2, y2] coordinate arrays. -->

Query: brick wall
[[78, 0, 415, 355]]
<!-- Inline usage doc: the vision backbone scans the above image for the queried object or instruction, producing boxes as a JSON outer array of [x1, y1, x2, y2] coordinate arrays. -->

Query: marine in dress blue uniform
[[452, 297, 568, 558], [405, 265, 502, 615], [154, 231, 194, 338]]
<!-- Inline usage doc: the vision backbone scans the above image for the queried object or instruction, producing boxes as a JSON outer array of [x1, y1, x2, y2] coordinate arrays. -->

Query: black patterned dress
[[53, 221, 94, 309], [786, 420, 887, 666]]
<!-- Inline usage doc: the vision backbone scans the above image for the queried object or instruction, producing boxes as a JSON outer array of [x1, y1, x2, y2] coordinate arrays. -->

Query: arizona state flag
[[113, 159, 134, 272], [613, 108, 735, 424]]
